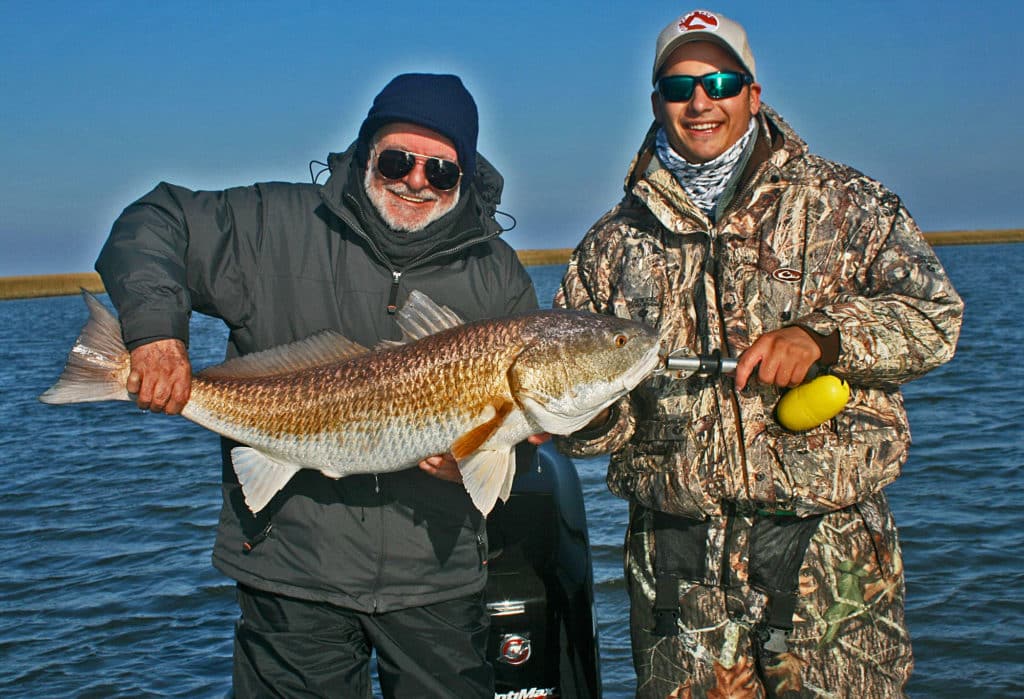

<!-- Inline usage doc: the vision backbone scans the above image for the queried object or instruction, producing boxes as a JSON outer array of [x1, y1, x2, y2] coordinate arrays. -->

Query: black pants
[[233, 585, 493, 698]]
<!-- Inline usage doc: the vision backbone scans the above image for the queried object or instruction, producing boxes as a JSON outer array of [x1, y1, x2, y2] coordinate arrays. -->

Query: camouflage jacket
[[555, 106, 963, 518]]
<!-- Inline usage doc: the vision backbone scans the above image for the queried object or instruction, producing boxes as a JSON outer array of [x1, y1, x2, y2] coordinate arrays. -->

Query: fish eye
[[614, 334, 628, 348]]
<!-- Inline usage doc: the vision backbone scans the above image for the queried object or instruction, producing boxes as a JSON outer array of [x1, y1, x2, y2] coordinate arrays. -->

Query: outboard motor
[[485, 442, 601, 699]]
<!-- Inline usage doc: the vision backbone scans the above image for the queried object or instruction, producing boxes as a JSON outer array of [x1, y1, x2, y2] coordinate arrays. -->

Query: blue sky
[[2, 1, 1021, 276]]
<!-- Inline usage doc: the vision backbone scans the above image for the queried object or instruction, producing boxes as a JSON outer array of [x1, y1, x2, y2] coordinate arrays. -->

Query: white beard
[[364, 166, 460, 233]]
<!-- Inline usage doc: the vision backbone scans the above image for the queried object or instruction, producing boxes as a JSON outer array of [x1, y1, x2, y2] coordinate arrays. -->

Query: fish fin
[[517, 391, 607, 435], [39, 291, 133, 404], [199, 331, 368, 379], [500, 447, 517, 502], [231, 447, 304, 513], [394, 290, 466, 342], [451, 400, 514, 460], [459, 448, 516, 516]]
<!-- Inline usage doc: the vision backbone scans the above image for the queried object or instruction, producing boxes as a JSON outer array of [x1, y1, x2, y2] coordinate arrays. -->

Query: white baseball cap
[[653, 9, 756, 84]]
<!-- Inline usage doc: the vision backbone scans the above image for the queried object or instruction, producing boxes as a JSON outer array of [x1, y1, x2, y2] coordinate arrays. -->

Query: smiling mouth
[[686, 122, 720, 133], [396, 192, 432, 203], [388, 187, 438, 205]]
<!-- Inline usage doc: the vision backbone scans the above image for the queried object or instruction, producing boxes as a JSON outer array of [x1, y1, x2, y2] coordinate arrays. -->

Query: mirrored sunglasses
[[374, 149, 462, 191], [657, 71, 753, 102]]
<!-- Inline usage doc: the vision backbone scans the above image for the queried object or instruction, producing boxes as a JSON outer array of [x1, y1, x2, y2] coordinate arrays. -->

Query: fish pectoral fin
[[459, 448, 516, 516], [231, 447, 303, 514], [450, 400, 514, 461], [517, 392, 597, 435]]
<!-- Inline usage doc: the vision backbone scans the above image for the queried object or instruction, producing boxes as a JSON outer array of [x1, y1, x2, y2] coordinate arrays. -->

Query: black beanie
[[356, 73, 479, 190]]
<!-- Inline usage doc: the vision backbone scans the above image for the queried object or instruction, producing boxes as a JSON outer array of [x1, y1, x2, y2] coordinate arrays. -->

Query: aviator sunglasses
[[657, 71, 753, 102], [374, 149, 462, 191]]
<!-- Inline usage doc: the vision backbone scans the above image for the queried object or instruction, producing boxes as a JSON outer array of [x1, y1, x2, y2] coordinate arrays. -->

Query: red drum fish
[[40, 291, 660, 515]]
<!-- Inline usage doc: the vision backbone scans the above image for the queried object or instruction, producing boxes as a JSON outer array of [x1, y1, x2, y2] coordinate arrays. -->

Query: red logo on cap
[[680, 11, 719, 32]]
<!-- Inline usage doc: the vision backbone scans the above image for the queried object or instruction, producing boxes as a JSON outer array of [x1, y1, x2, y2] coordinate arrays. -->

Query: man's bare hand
[[418, 453, 462, 482], [128, 339, 192, 414], [418, 434, 551, 483], [734, 327, 821, 391]]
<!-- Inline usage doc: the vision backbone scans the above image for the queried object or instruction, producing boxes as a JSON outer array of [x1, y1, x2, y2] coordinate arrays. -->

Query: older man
[[555, 10, 963, 698], [96, 73, 538, 698]]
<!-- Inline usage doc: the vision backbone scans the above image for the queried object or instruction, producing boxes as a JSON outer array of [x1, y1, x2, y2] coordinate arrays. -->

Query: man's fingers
[[134, 373, 154, 410], [734, 351, 763, 391], [150, 383, 172, 413], [128, 339, 192, 414], [757, 357, 780, 386], [164, 381, 191, 415], [419, 453, 462, 483], [737, 327, 823, 389], [150, 374, 191, 414], [126, 370, 142, 395]]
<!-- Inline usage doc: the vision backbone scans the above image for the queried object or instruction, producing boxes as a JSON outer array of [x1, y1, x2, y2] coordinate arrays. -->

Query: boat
[[484, 442, 602, 699]]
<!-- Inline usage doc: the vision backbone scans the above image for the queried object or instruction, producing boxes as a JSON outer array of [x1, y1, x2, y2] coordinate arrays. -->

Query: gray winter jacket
[[96, 146, 538, 612]]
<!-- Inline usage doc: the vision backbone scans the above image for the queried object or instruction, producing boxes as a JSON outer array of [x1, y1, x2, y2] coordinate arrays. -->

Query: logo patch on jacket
[[772, 267, 802, 283]]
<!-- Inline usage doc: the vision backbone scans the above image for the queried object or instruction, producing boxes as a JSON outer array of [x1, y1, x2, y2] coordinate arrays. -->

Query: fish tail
[[39, 291, 132, 404]]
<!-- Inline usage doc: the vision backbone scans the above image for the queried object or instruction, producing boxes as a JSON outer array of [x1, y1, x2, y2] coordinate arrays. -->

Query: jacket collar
[[624, 104, 807, 231]]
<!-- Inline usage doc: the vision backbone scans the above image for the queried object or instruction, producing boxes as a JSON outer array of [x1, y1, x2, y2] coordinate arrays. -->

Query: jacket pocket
[[765, 420, 907, 515], [650, 509, 710, 582], [607, 446, 720, 519]]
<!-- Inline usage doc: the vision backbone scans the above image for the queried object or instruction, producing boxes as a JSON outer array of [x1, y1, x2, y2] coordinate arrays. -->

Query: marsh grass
[[0, 272, 105, 300], [922, 229, 1024, 246], [2, 231, 1021, 300]]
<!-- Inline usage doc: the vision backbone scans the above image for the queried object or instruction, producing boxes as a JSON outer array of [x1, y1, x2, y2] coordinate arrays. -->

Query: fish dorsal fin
[[198, 330, 368, 380], [396, 290, 466, 341]]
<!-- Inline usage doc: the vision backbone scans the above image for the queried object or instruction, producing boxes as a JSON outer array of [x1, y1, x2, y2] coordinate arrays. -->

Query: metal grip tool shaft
[[663, 350, 737, 379]]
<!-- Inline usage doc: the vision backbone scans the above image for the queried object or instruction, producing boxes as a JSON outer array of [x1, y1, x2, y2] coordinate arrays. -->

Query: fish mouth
[[619, 343, 664, 388]]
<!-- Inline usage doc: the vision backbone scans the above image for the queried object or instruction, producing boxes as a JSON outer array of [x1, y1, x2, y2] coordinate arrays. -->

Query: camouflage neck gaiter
[[655, 117, 757, 216]]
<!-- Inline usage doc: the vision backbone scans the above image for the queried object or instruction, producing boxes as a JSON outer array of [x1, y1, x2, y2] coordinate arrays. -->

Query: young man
[[96, 73, 538, 698], [554, 10, 963, 697]]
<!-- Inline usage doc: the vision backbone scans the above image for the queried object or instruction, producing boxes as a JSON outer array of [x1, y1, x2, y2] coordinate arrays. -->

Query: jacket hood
[[317, 142, 509, 270], [322, 142, 506, 237]]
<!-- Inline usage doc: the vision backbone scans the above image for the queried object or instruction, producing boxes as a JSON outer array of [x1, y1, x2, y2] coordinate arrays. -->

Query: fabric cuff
[[794, 314, 840, 366], [120, 313, 190, 352], [554, 398, 636, 459]]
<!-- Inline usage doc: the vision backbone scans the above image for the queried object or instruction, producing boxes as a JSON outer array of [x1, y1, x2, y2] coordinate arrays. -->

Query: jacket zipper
[[713, 160, 774, 499], [387, 271, 402, 314], [703, 231, 753, 498]]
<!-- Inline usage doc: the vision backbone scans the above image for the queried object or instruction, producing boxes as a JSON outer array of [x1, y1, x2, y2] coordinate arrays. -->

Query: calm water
[[1, 244, 1022, 698]]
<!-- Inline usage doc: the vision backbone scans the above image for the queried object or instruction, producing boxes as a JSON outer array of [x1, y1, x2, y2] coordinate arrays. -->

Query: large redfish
[[40, 291, 660, 515]]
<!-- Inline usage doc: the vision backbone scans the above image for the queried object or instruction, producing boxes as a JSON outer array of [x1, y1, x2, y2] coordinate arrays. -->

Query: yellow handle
[[775, 374, 850, 431]]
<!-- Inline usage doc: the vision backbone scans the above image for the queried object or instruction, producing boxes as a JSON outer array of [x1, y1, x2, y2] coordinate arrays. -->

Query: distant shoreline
[[2, 229, 1021, 301]]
